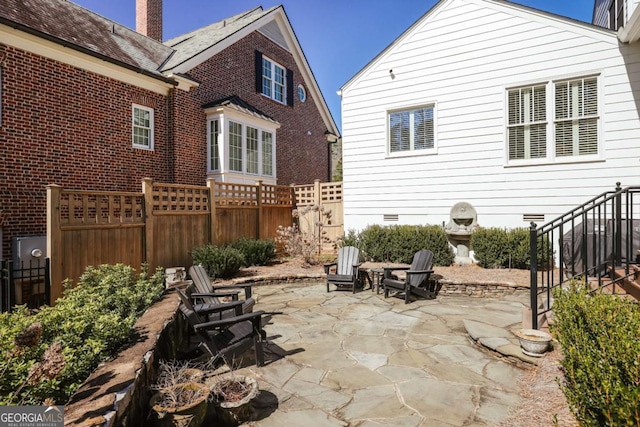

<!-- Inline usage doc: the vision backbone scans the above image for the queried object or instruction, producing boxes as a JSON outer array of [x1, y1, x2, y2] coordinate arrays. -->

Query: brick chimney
[[136, 0, 162, 42]]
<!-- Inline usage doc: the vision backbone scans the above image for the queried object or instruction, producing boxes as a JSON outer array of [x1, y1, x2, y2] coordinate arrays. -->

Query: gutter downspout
[[167, 88, 175, 183]]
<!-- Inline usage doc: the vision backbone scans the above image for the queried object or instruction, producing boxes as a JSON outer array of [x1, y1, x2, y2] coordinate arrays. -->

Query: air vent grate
[[523, 214, 545, 223], [383, 214, 399, 222]]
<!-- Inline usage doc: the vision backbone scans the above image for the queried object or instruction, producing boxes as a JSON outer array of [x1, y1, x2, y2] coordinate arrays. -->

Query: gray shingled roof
[[161, 6, 279, 72], [202, 95, 279, 125], [0, 0, 281, 79], [0, 0, 174, 76]]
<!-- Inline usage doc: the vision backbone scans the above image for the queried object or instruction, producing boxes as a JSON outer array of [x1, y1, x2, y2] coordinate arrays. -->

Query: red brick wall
[[0, 44, 171, 257], [173, 88, 207, 185], [183, 31, 330, 186]]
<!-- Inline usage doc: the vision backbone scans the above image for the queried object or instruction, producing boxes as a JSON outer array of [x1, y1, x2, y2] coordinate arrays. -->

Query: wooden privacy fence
[[47, 179, 294, 303], [293, 180, 344, 249]]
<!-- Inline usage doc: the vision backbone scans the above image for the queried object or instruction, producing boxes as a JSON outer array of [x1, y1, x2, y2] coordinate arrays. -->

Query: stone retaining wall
[[64, 292, 186, 426]]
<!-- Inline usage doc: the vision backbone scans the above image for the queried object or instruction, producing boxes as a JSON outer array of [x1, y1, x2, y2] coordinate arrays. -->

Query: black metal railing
[[0, 258, 50, 312], [530, 183, 640, 329]]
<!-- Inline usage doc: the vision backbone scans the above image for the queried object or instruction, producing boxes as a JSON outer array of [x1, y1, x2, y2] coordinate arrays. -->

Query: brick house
[[0, 0, 339, 259]]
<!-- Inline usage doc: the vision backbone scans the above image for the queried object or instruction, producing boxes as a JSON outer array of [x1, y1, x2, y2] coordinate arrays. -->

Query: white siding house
[[339, 0, 640, 239]]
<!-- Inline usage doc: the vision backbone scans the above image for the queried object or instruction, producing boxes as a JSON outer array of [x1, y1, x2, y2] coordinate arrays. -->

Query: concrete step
[[611, 268, 640, 301]]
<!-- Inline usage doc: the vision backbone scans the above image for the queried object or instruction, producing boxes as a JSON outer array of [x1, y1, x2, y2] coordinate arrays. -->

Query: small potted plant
[[148, 361, 210, 427], [209, 374, 259, 426], [515, 328, 553, 357]]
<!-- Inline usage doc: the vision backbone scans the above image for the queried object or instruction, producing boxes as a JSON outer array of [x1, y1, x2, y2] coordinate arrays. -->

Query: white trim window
[[262, 131, 273, 176], [506, 75, 600, 165], [209, 119, 220, 171], [229, 121, 243, 172], [262, 56, 286, 104], [388, 105, 435, 154], [555, 77, 598, 158], [507, 85, 547, 160], [207, 115, 277, 179], [132, 104, 154, 150]]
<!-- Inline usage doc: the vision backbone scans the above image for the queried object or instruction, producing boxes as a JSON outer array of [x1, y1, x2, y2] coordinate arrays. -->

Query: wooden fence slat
[[47, 179, 341, 303]]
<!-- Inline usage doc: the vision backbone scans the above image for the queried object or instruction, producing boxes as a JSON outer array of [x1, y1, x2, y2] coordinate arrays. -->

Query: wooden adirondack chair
[[383, 250, 435, 304], [176, 289, 266, 367], [324, 246, 362, 293], [188, 265, 255, 314]]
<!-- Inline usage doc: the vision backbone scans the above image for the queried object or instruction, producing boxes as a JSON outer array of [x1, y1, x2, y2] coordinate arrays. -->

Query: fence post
[[529, 222, 538, 330], [314, 179, 321, 206], [615, 182, 622, 267], [256, 180, 263, 240], [46, 184, 63, 305], [142, 178, 155, 270], [206, 178, 216, 245]]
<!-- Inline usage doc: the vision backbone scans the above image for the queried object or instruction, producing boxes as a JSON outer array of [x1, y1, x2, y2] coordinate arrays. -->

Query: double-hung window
[[388, 105, 435, 154], [132, 104, 154, 150], [229, 121, 243, 172], [255, 51, 293, 106], [507, 85, 547, 160], [555, 77, 598, 157], [262, 57, 286, 104], [506, 75, 599, 164], [262, 131, 273, 176]]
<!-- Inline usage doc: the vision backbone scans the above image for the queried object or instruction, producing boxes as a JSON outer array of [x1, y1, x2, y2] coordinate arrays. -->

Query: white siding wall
[[341, 0, 640, 233]]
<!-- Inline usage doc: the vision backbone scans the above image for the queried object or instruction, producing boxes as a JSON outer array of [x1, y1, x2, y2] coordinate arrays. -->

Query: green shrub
[[0, 264, 165, 405], [551, 283, 640, 426], [338, 229, 359, 248], [343, 225, 454, 266], [191, 244, 245, 279], [471, 227, 553, 270], [470, 227, 510, 268], [230, 238, 276, 266]]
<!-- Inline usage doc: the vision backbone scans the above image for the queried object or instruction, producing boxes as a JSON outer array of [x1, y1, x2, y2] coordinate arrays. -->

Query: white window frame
[[261, 56, 286, 105], [505, 74, 602, 166], [132, 104, 154, 150], [206, 112, 278, 179], [209, 119, 220, 171], [554, 76, 599, 159], [507, 84, 547, 161], [387, 104, 437, 157]]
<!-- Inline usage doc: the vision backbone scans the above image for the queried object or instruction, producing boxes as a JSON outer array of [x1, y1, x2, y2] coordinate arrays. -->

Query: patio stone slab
[[222, 282, 537, 426], [399, 378, 477, 426], [283, 378, 351, 412], [464, 319, 515, 340], [346, 350, 388, 371], [254, 409, 347, 427], [323, 365, 392, 389], [340, 385, 416, 420]]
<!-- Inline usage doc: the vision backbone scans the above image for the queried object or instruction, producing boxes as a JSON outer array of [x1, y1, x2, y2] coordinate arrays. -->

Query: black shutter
[[255, 51, 263, 93], [286, 68, 294, 107]]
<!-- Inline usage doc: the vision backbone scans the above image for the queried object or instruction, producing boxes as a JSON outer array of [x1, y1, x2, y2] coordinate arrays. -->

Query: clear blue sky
[[72, 0, 596, 132]]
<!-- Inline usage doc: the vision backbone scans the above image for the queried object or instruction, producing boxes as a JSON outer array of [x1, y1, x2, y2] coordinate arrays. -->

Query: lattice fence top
[[214, 182, 258, 206], [321, 182, 343, 203], [152, 183, 210, 212], [262, 184, 293, 206], [60, 190, 144, 225], [294, 182, 343, 206], [294, 184, 315, 206]]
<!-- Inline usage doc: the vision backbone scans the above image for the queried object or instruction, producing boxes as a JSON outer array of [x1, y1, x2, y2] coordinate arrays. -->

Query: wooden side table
[[370, 268, 384, 294]]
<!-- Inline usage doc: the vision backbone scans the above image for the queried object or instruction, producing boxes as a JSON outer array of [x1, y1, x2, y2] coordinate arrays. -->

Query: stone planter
[[515, 329, 552, 357], [209, 375, 259, 426], [149, 382, 210, 427]]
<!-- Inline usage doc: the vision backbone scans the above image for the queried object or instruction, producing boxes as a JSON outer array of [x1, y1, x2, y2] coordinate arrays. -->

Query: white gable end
[[341, 0, 640, 233]]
